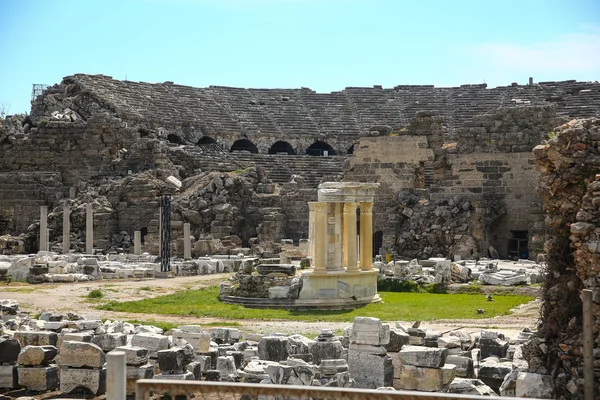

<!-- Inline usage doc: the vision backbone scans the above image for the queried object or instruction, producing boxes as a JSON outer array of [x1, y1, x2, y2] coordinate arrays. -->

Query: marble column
[[86, 205, 93, 255], [307, 202, 316, 260], [343, 202, 359, 271], [134, 231, 141, 255], [62, 203, 70, 254], [333, 203, 343, 269], [40, 206, 48, 252], [359, 202, 373, 271], [183, 223, 191, 259], [312, 202, 327, 274]]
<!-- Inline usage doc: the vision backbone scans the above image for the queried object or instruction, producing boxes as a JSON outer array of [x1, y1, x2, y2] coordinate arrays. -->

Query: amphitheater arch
[[268, 141, 296, 155], [230, 139, 258, 153], [306, 140, 336, 156], [167, 134, 185, 145], [196, 136, 217, 146], [347, 144, 355, 154]]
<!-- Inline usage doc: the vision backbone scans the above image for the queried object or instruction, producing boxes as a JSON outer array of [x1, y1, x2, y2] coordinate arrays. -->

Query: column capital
[[342, 202, 359, 213], [359, 202, 373, 213], [308, 202, 317, 211], [313, 202, 328, 213]]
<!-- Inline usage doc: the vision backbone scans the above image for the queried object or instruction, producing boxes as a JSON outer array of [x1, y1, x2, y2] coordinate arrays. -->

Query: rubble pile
[[0, 308, 552, 397]]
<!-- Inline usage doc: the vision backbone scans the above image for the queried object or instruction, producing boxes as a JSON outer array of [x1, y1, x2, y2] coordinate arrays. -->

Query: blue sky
[[1, 0, 599, 114]]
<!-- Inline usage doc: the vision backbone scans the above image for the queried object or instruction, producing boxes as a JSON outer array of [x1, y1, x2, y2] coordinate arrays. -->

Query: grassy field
[[98, 286, 534, 322]]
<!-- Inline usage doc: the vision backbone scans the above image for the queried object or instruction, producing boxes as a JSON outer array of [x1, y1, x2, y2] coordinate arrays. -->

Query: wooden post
[[583, 289, 594, 400]]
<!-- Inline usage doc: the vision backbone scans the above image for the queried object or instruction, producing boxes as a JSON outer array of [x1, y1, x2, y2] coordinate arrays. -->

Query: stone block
[[350, 317, 390, 345], [0, 338, 21, 364], [395, 345, 448, 368], [154, 371, 195, 380], [258, 336, 289, 362], [319, 359, 348, 376], [172, 329, 211, 353], [59, 341, 105, 368], [393, 365, 446, 392], [478, 358, 513, 392], [157, 346, 195, 373], [131, 332, 170, 358], [385, 329, 410, 352], [446, 355, 474, 378], [309, 340, 342, 365], [114, 346, 149, 366], [60, 366, 106, 395], [17, 345, 58, 366], [17, 365, 59, 391], [216, 356, 238, 381], [66, 319, 102, 331], [13, 331, 58, 347], [0, 365, 18, 389], [125, 364, 154, 394], [448, 378, 498, 396], [348, 348, 393, 389], [516, 372, 553, 398], [210, 327, 242, 344], [92, 333, 127, 352]]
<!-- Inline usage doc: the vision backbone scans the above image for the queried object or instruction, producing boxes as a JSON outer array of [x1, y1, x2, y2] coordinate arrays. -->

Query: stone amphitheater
[[1, 75, 599, 260]]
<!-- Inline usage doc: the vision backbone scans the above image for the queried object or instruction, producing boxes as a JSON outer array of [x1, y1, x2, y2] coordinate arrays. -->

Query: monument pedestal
[[298, 270, 378, 301]]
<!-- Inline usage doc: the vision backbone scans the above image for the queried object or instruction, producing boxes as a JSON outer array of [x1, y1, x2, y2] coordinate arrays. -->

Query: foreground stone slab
[[13, 331, 58, 347], [348, 345, 393, 389], [0, 365, 18, 389], [59, 341, 105, 368], [448, 378, 499, 396], [516, 372, 553, 399], [60, 366, 106, 395], [0, 338, 21, 364], [393, 364, 454, 392], [114, 346, 149, 366], [17, 365, 59, 391]]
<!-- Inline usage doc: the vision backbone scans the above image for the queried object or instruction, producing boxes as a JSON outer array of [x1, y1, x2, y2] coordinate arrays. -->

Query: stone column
[[183, 223, 191, 259], [86, 204, 93, 255], [313, 202, 328, 274], [134, 231, 141, 255], [343, 202, 359, 271], [40, 206, 48, 252], [359, 202, 373, 271], [333, 203, 343, 269], [62, 203, 70, 255], [308, 202, 316, 260]]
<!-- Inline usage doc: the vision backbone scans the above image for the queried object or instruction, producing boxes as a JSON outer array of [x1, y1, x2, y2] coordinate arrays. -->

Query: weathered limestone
[[17, 345, 58, 366], [172, 326, 211, 353], [40, 205, 48, 252], [347, 317, 393, 389], [14, 331, 58, 347], [59, 341, 105, 368], [62, 203, 70, 254], [17, 365, 59, 391], [183, 222, 191, 259], [394, 345, 448, 368], [60, 367, 106, 395], [131, 332, 170, 358], [86, 204, 93, 254], [134, 230, 141, 255]]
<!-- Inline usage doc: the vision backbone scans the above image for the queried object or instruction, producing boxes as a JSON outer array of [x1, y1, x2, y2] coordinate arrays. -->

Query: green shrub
[[87, 289, 104, 299]]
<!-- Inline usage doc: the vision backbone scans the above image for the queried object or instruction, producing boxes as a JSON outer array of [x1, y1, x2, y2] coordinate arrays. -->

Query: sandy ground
[[0, 274, 541, 339]]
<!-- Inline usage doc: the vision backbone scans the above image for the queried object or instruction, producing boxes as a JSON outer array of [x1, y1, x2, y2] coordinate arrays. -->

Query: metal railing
[[134, 380, 505, 400]]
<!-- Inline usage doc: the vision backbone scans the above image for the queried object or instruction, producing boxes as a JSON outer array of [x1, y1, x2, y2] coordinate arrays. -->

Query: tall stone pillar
[[40, 206, 48, 252], [183, 223, 191, 259], [333, 203, 343, 269], [62, 203, 70, 255], [134, 231, 141, 255], [313, 202, 328, 274], [359, 202, 373, 271], [308, 202, 316, 260], [343, 202, 359, 271], [86, 204, 93, 255]]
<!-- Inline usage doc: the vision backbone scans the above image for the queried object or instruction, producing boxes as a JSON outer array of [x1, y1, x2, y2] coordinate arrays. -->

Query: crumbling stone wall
[[533, 118, 600, 399]]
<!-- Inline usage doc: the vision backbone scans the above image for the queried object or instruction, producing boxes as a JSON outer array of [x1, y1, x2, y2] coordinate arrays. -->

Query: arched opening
[[373, 230, 383, 258], [268, 141, 295, 155], [347, 144, 355, 154], [230, 139, 258, 153], [167, 134, 185, 145], [197, 136, 217, 146], [306, 141, 336, 156]]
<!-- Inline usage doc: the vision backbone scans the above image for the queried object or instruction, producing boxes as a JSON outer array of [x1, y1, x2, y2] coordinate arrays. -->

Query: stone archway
[[230, 139, 258, 153], [167, 134, 185, 145], [306, 141, 336, 156], [268, 141, 295, 155], [197, 136, 217, 146]]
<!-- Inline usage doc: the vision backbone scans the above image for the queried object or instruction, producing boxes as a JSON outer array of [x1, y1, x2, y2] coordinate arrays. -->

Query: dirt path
[[0, 274, 540, 338]]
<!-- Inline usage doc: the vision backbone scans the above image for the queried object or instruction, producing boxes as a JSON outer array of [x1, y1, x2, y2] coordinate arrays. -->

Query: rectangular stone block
[[114, 346, 149, 366], [348, 349, 393, 389], [0, 365, 18, 389], [126, 364, 154, 395], [172, 329, 211, 353], [92, 333, 127, 352], [60, 366, 106, 395], [393, 365, 445, 392], [131, 333, 170, 358], [14, 331, 58, 347], [395, 345, 448, 368], [17, 365, 59, 391]]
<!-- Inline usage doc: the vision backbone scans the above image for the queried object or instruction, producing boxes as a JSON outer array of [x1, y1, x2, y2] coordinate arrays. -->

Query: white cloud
[[473, 28, 600, 75]]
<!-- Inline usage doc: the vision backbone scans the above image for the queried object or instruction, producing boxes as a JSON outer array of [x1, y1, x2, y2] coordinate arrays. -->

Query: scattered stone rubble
[[0, 305, 553, 398]]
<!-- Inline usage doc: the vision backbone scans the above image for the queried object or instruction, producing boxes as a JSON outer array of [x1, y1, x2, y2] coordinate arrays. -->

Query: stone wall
[[532, 117, 600, 398]]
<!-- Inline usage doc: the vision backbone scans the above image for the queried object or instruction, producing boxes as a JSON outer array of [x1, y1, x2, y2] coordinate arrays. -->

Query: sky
[[1, 0, 599, 114]]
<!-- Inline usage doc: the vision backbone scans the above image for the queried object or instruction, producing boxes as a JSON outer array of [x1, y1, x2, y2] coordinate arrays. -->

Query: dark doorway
[[197, 136, 217, 145], [140, 227, 148, 244], [508, 230, 528, 259], [230, 139, 258, 153], [306, 141, 336, 156], [347, 144, 355, 155], [373, 230, 383, 258], [167, 134, 185, 145], [268, 141, 295, 155]]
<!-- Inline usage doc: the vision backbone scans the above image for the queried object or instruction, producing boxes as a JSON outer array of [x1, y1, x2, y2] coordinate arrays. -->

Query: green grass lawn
[[98, 286, 534, 322]]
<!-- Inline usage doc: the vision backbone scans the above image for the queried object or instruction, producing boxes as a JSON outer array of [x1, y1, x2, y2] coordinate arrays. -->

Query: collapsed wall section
[[533, 118, 600, 398]]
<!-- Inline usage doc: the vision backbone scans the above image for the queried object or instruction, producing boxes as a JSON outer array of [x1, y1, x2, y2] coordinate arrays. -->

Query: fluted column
[[183, 223, 191, 259], [359, 202, 373, 271], [313, 202, 328, 274], [343, 202, 359, 271], [308, 202, 316, 260], [40, 206, 48, 252]]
